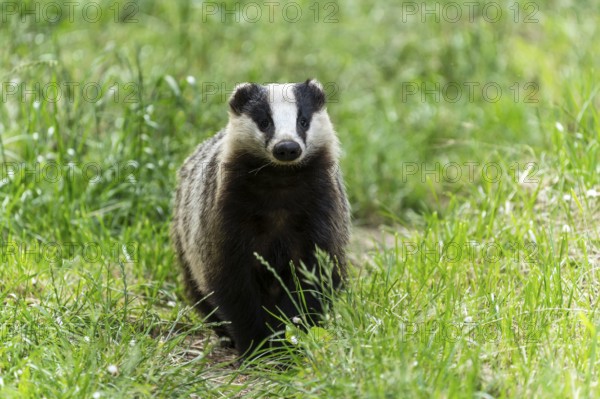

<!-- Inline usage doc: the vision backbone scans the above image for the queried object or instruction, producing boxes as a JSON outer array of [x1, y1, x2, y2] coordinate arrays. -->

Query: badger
[[171, 79, 350, 357]]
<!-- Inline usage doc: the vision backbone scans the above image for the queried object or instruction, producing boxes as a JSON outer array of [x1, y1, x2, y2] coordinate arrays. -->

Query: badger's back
[[172, 130, 225, 296]]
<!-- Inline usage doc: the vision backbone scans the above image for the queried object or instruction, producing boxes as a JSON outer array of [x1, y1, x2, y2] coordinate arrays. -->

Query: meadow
[[1, 0, 599, 397]]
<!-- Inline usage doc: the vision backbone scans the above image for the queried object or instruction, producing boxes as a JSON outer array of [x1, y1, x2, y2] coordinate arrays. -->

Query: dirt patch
[[348, 225, 410, 265]]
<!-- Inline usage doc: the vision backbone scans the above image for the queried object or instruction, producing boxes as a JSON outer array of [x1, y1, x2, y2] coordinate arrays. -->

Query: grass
[[0, 0, 599, 397]]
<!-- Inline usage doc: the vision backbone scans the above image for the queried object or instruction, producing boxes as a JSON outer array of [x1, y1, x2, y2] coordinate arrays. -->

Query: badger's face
[[225, 80, 338, 165]]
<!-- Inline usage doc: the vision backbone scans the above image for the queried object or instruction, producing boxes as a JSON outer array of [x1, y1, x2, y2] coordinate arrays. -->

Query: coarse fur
[[171, 79, 350, 357]]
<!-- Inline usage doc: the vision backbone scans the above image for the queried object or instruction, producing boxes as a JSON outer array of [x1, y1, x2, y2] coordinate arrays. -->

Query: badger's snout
[[273, 141, 302, 162]]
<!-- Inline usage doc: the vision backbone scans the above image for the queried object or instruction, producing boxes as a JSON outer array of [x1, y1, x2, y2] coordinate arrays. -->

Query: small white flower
[[186, 76, 196, 85], [84, 336, 90, 343], [48, 126, 55, 136], [92, 392, 101, 399], [562, 225, 571, 233], [32, 132, 39, 141], [107, 365, 118, 375], [464, 316, 473, 323], [586, 188, 599, 198], [562, 194, 571, 201], [290, 336, 298, 345], [167, 301, 176, 308], [33, 101, 41, 110], [555, 122, 564, 132], [67, 148, 75, 156], [292, 316, 301, 324]]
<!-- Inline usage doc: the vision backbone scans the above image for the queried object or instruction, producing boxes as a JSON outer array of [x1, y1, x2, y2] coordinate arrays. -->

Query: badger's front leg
[[208, 274, 273, 356]]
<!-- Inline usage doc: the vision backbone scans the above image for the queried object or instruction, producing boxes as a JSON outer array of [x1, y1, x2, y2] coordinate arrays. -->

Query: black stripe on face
[[293, 80, 326, 143], [229, 84, 275, 142]]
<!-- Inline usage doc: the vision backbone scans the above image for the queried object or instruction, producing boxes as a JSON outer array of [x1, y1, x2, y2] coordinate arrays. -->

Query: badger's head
[[224, 79, 339, 166]]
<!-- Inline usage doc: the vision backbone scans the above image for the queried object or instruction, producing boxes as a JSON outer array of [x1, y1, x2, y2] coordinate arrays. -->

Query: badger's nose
[[273, 141, 302, 162]]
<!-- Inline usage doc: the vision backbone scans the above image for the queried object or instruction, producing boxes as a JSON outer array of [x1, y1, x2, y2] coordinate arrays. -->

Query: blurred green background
[[1, 1, 599, 397]]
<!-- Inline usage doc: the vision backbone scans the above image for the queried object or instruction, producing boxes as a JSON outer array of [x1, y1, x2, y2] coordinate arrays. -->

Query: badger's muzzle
[[272, 140, 302, 162]]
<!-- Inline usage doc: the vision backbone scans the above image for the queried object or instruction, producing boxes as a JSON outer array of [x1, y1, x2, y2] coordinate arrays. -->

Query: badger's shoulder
[[177, 129, 226, 182]]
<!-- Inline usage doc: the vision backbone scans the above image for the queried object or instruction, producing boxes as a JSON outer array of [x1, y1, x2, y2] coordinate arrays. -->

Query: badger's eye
[[258, 118, 271, 130], [298, 116, 309, 128]]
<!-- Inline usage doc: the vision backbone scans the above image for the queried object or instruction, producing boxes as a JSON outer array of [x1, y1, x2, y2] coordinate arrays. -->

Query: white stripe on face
[[265, 84, 307, 163]]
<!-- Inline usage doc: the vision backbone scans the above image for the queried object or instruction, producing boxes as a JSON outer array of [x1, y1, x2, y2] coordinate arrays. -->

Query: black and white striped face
[[225, 80, 339, 165]]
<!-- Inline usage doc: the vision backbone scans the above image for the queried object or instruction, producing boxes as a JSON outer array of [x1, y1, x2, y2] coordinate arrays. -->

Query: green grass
[[1, 0, 599, 397]]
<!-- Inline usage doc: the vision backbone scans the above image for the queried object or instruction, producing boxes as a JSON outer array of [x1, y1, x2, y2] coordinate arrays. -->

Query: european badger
[[171, 79, 350, 356]]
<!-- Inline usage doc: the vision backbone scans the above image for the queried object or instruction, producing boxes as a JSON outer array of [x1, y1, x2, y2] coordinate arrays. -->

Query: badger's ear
[[229, 83, 262, 115], [295, 79, 326, 111], [306, 78, 324, 92]]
